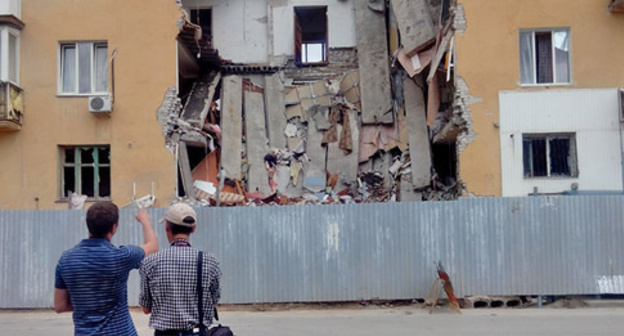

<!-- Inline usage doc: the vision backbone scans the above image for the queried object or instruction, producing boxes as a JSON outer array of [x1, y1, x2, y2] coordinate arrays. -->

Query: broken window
[[190, 8, 212, 38], [60, 145, 111, 198], [59, 42, 108, 94], [519, 29, 570, 85], [523, 133, 578, 178], [294, 6, 328, 65]]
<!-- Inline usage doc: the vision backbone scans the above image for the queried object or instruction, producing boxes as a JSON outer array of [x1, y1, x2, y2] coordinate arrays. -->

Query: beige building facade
[[456, 0, 624, 196], [0, 0, 180, 209]]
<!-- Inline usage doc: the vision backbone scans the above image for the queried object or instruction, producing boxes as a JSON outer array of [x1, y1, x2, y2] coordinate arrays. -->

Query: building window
[[294, 6, 328, 65], [0, 27, 20, 84], [189, 8, 212, 38], [519, 29, 570, 85], [523, 133, 578, 178], [59, 42, 108, 95], [60, 146, 111, 198]]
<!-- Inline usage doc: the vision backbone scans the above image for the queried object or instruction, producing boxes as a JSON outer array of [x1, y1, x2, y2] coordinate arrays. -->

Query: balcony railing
[[611, 0, 624, 13], [0, 81, 23, 131]]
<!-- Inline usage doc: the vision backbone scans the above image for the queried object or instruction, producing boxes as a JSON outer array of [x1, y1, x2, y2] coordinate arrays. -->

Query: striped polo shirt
[[55, 238, 145, 336]]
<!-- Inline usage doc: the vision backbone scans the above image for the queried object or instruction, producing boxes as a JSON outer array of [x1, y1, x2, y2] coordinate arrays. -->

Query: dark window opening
[[523, 133, 577, 178], [60, 146, 111, 198], [432, 143, 457, 186], [190, 8, 212, 38], [294, 6, 328, 65], [535, 32, 553, 84]]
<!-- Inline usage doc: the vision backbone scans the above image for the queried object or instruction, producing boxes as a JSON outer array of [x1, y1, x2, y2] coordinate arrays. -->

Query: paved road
[[2, 305, 624, 336]]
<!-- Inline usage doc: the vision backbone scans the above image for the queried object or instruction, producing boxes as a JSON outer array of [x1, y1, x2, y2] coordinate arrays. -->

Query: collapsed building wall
[[157, 0, 473, 206]]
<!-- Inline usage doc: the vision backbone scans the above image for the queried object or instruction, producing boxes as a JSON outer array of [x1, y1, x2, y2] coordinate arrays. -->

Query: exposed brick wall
[[283, 47, 358, 84]]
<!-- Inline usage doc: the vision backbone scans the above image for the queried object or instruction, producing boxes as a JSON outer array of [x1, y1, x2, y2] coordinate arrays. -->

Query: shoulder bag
[[198, 251, 234, 336]]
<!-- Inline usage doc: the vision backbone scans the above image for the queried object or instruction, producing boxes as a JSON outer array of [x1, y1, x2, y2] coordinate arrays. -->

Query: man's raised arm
[[136, 206, 158, 256]]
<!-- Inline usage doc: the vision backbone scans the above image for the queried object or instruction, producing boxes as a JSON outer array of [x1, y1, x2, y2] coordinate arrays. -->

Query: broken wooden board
[[390, 0, 436, 55], [220, 75, 243, 180], [265, 73, 287, 149], [244, 90, 271, 196], [354, 0, 393, 125], [180, 70, 222, 127], [404, 78, 432, 189]]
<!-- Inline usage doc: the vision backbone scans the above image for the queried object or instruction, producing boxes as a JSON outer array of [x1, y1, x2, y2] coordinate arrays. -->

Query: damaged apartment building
[[157, 0, 470, 206]]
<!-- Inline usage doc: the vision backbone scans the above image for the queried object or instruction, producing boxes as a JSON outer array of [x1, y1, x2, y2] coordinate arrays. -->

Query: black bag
[[198, 252, 234, 336]]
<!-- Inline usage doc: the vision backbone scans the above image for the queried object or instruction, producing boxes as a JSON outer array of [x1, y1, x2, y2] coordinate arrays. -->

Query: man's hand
[[135, 205, 151, 225], [54, 289, 73, 313], [136, 205, 158, 256]]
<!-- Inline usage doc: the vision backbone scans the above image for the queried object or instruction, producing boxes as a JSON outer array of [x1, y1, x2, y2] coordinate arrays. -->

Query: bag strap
[[197, 251, 204, 328]]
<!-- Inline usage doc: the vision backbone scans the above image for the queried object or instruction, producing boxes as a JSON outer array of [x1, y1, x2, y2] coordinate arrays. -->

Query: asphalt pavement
[[2, 303, 624, 336]]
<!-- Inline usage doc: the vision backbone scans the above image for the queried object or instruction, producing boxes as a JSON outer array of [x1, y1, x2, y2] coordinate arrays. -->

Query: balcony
[[0, 82, 23, 131], [611, 0, 624, 13], [0, 0, 22, 29]]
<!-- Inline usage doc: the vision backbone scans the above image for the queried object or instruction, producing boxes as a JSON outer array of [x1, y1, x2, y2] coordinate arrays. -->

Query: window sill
[[56, 93, 110, 98], [296, 61, 329, 68], [519, 82, 573, 88], [523, 176, 579, 180], [55, 197, 112, 204]]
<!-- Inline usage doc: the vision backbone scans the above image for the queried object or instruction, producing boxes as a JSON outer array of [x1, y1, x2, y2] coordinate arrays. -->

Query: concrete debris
[[390, 0, 436, 55], [181, 71, 222, 128]]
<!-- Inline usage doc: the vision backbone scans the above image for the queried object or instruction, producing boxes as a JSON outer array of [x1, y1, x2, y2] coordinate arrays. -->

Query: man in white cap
[[139, 203, 221, 336]]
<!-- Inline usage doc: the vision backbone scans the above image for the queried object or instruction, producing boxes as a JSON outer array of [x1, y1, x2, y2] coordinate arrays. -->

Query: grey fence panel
[[1, 196, 624, 308]]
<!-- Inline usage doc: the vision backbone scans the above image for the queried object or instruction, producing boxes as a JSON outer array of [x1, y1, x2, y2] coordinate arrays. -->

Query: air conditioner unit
[[88, 95, 113, 113]]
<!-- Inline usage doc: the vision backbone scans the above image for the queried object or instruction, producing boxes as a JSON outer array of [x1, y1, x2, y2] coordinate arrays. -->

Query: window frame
[[522, 133, 578, 179], [519, 28, 572, 87], [57, 41, 109, 96], [59, 145, 111, 200], [294, 6, 329, 66], [0, 26, 20, 85]]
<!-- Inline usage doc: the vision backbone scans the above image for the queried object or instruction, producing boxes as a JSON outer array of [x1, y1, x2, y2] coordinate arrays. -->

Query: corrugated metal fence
[[1, 196, 624, 308]]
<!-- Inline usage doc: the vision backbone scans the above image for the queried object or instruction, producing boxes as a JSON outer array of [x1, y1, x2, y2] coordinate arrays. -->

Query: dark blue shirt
[[55, 239, 145, 336]]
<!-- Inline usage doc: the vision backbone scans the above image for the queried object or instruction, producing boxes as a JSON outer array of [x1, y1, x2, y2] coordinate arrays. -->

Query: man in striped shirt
[[54, 201, 158, 335], [139, 203, 221, 336]]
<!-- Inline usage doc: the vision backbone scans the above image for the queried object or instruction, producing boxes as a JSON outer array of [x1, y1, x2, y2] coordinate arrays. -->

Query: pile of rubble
[[156, 0, 471, 207]]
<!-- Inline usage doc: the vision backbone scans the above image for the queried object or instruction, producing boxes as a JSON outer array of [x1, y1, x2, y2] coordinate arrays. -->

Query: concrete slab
[[327, 109, 360, 192], [404, 78, 432, 188], [304, 112, 327, 193], [265, 73, 287, 149], [220, 75, 243, 180], [354, 1, 393, 125], [400, 179, 423, 202], [177, 141, 195, 197], [244, 90, 271, 196], [390, 0, 436, 55]]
